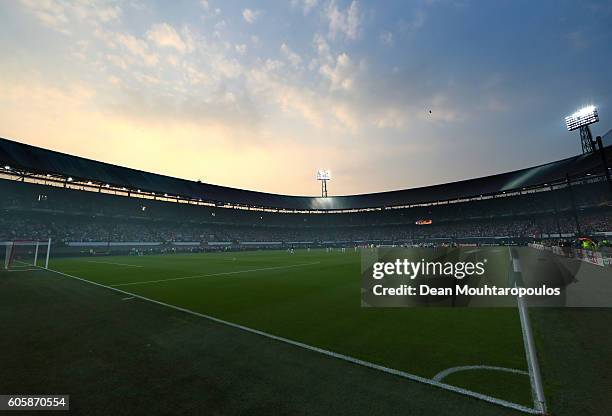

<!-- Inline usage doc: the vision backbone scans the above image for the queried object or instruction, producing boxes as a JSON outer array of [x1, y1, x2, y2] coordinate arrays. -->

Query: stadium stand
[[1, 137, 611, 254]]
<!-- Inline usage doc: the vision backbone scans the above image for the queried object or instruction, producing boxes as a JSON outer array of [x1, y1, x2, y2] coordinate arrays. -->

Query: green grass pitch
[[48, 248, 534, 409]]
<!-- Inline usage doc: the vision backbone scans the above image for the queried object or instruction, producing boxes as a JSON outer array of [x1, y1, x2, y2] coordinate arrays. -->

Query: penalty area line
[[39, 265, 540, 415], [111, 262, 322, 287]]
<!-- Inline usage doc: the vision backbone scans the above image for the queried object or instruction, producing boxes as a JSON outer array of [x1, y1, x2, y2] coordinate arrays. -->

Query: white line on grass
[[110, 262, 321, 287], [433, 365, 528, 382], [509, 248, 547, 414], [39, 265, 541, 415], [86, 261, 144, 268]]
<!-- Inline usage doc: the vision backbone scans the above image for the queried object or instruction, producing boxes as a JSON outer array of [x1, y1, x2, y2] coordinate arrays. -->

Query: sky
[[0, 0, 611, 196]]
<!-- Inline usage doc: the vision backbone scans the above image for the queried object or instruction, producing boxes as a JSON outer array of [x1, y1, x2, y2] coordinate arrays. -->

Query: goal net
[[1, 239, 51, 271]]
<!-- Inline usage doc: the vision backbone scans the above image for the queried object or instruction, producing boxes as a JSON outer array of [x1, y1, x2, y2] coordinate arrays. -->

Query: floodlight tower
[[316, 169, 331, 198], [565, 105, 599, 154]]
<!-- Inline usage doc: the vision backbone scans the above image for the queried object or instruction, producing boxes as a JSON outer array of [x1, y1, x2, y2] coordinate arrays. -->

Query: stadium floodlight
[[565, 105, 599, 154], [67, 177, 73, 182], [316, 169, 331, 181], [4, 165, 10, 170], [565, 105, 599, 131], [316, 169, 331, 197]]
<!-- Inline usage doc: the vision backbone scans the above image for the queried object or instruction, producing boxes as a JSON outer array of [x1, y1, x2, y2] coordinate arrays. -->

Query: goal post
[[1, 238, 51, 271]]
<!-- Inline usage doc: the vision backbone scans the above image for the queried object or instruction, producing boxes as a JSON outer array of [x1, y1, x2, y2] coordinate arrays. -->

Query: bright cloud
[[292, 0, 318, 15], [325, 0, 361, 40], [242, 8, 260, 24], [280, 43, 302, 67], [147, 23, 187, 54], [19, 0, 121, 34], [319, 53, 356, 91]]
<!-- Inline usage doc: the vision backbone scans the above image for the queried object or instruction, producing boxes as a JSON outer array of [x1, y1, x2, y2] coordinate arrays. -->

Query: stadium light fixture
[[565, 105, 598, 131], [4, 165, 11, 170], [316, 169, 331, 181], [565, 105, 599, 154], [316, 169, 331, 198], [67, 177, 73, 182]]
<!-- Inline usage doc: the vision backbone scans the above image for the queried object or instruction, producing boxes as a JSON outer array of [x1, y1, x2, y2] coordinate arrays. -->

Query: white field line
[[86, 261, 144, 268], [111, 262, 321, 287], [509, 248, 547, 414], [39, 265, 540, 415], [433, 365, 528, 382], [5, 268, 41, 272]]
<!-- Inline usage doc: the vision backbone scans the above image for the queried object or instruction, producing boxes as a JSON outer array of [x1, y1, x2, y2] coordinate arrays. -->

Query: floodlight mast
[[316, 169, 331, 198], [565, 106, 599, 154]]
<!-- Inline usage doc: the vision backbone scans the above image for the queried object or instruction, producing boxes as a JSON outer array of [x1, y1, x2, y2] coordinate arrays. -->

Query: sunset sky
[[0, 0, 611, 196]]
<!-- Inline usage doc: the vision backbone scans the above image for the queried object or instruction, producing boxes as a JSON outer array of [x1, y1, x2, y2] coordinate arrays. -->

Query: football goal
[[1, 239, 51, 271]]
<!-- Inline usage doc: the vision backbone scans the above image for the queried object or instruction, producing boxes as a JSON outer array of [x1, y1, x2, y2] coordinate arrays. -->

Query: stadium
[[1, 134, 611, 415], [2, 1, 612, 414]]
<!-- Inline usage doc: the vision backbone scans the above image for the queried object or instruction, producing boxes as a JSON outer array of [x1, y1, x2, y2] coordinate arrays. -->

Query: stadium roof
[[0, 137, 610, 211]]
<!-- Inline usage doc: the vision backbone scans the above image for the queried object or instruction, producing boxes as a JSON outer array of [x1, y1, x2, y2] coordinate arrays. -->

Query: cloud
[[242, 8, 260, 24], [280, 43, 302, 67], [146, 23, 187, 54], [319, 53, 356, 91], [313, 33, 332, 62], [235, 44, 247, 55], [373, 107, 408, 129], [19, 0, 121, 34], [200, 0, 221, 18], [325, 0, 361, 40], [245, 59, 359, 132], [108, 31, 159, 66], [291, 0, 318, 15]]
